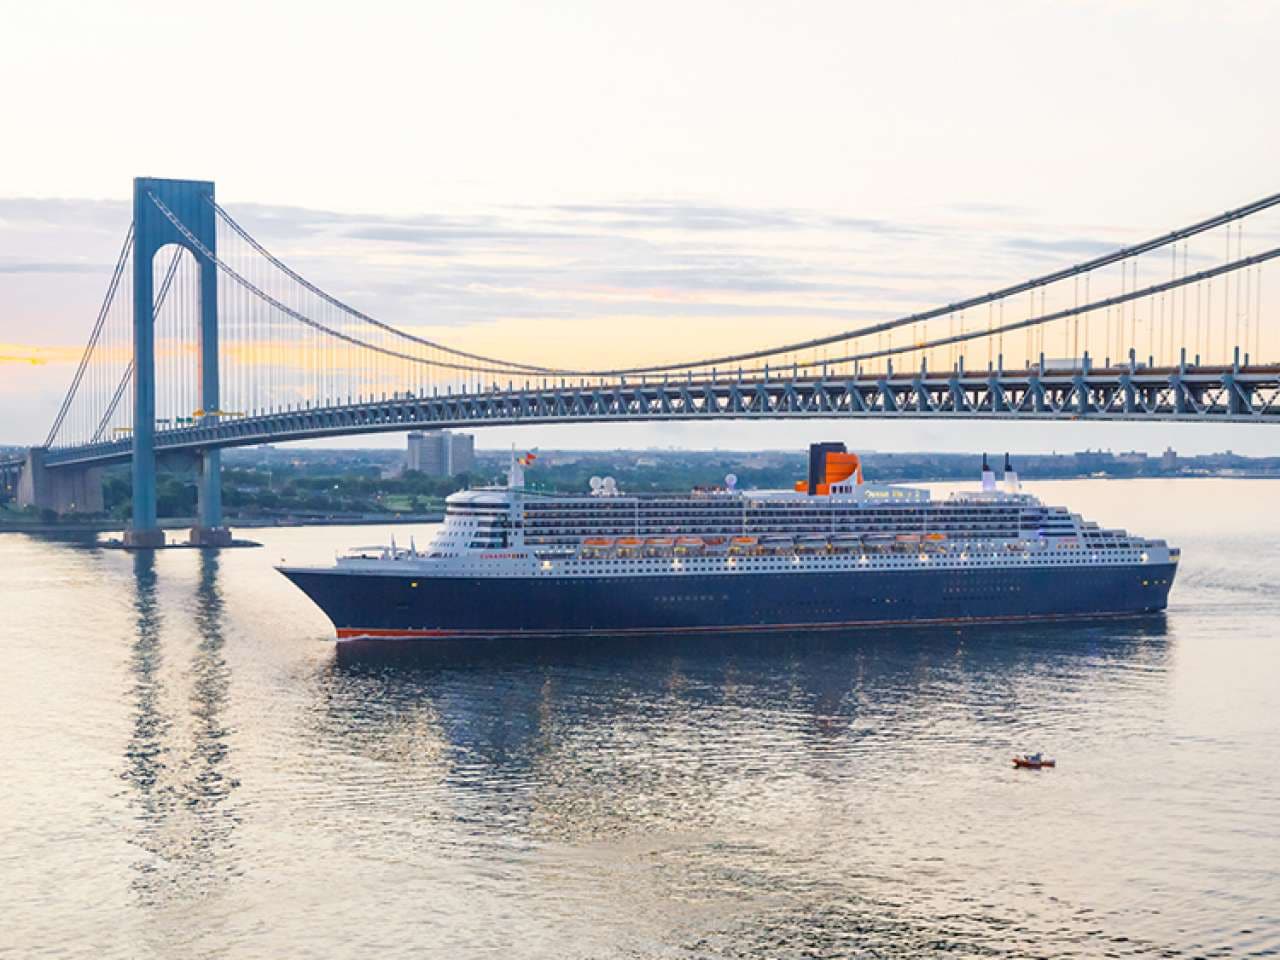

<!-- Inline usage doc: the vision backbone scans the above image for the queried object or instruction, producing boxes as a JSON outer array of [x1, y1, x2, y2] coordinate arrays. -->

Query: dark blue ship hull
[[280, 562, 1177, 640]]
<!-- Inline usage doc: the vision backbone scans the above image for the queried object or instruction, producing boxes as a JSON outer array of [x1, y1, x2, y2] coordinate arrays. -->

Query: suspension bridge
[[6, 177, 1279, 545]]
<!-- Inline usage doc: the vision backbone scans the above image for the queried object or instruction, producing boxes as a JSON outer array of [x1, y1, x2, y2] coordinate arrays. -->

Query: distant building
[[1161, 447, 1178, 471], [407, 430, 475, 477], [1114, 450, 1149, 465]]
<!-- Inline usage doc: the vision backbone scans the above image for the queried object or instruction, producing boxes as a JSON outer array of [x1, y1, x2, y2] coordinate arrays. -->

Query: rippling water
[[3, 479, 1278, 958]]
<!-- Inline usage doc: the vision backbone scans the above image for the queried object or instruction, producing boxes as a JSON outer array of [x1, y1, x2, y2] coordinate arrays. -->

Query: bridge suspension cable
[[150, 192, 574, 380], [167, 188, 1280, 388], [783, 242, 1280, 375], [44, 223, 134, 447], [88, 247, 185, 443], [209, 200, 565, 376], [553, 190, 1280, 378]]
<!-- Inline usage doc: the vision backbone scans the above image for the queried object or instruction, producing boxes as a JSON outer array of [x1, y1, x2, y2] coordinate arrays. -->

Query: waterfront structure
[[407, 430, 475, 477], [279, 443, 1179, 640], [7, 178, 1280, 549]]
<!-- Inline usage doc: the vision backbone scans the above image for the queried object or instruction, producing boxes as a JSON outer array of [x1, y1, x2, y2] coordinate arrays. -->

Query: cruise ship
[[278, 443, 1178, 640]]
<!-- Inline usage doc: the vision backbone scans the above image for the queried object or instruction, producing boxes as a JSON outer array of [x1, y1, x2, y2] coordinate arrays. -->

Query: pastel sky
[[2, 0, 1278, 455]]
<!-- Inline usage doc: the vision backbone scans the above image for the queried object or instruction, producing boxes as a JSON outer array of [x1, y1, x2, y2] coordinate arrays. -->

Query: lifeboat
[[676, 536, 704, 546], [896, 534, 921, 543], [616, 536, 643, 547], [646, 537, 674, 546], [731, 536, 758, 546], [924, 533, 947, 542], [1012, 754, 1056, 769], [583, 537, 614, 547], [703, 536, 727, 546]]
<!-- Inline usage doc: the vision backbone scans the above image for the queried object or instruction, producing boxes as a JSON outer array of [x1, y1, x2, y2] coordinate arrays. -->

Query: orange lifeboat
[[616, 536, 643, 547], [731, 536, 758, 546], [676, 536, 704, 546], [583, 537, 614, 547], [646, 537, 675, 546]]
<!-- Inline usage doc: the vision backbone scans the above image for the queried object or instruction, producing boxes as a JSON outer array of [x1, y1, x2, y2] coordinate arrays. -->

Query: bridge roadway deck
[[42, 364, 1280, 468]]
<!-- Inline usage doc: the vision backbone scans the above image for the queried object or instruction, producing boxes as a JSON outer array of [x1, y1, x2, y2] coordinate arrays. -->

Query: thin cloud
[[344, 224, 598, 247], [1003, 236, 1117, 258], [0, 260, 110, 274], [0, 197, 127, 230]]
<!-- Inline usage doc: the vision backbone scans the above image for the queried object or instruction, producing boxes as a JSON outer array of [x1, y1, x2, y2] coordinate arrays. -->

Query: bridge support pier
[[189, 448, 231, 546], [18, 447, 104, 516]]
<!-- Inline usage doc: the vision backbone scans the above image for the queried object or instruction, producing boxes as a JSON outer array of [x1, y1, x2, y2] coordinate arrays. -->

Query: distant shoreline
[[0, 513, 444, 534], [6, 474, 1280, 534]]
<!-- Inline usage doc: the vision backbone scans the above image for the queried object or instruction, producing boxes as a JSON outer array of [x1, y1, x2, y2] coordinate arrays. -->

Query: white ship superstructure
[[345, 454, 1177, 580]]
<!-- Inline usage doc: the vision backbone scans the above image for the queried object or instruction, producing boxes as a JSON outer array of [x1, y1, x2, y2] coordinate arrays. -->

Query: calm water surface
[[2, 479, 1278, 958]]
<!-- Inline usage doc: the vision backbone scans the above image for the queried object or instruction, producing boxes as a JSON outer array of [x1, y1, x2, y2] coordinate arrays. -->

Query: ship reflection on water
[[322, 619, 1174, 779], [307, 620, 1180, 954]]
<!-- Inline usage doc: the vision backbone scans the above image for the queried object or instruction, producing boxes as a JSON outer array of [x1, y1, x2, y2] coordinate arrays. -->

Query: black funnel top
[[806, 442, 847, 495]]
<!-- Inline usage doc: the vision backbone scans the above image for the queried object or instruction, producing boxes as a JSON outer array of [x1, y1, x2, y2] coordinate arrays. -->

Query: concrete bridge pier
[[18, 447, 104, 516], [189, 447, 232, 547]]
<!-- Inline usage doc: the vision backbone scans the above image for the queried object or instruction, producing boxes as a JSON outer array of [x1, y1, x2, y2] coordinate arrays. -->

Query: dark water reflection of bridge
[[120, 551, 240, 907]]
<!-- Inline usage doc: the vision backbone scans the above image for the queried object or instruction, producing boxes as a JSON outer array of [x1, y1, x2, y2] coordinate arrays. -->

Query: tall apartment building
[[406, 430, 476, 477]]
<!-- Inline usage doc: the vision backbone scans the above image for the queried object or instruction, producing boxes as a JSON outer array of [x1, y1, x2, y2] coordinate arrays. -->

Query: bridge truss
[[43, 362, 1280, 469]]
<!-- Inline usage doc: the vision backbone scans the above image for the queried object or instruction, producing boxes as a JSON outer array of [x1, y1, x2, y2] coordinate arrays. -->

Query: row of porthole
[[537, 554, 1138, 567], [512, 558, 1142, 576], [519, 549, 1147, 563]]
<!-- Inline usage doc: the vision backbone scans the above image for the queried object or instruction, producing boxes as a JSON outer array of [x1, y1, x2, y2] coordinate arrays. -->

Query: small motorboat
[[1012, 753, 1056, 769]]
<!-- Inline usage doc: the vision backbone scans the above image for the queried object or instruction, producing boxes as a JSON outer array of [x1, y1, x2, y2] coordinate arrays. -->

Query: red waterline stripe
[[333, 609, 1157, 641]]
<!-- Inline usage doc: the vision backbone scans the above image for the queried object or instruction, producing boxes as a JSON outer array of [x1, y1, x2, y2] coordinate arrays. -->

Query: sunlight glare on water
[[1, 479, 1278, 958]]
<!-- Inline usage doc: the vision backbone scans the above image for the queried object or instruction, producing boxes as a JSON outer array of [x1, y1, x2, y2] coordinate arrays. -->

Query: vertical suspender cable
[[1181, 243, 1188, 357], [1223, 226, 1230, 361], [45, 223, 134, 447]]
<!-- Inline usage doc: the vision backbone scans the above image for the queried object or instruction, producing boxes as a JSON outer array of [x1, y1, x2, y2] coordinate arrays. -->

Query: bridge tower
[[125, 177, 229, 547]]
